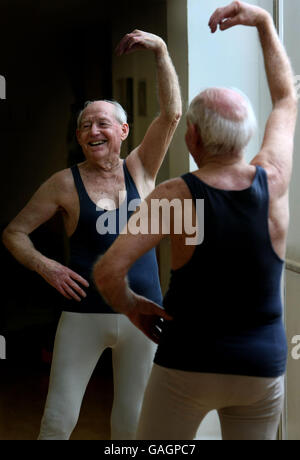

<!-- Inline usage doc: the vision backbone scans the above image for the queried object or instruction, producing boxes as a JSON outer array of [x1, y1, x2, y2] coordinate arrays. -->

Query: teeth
[[90, 141, 106, 146]]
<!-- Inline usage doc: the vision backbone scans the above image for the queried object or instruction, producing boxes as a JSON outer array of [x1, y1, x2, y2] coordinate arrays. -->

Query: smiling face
[[76, 101, 129, 164]]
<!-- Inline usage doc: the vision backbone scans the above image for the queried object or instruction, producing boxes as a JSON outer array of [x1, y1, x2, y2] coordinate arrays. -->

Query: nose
[[90, 122, 100, 135]]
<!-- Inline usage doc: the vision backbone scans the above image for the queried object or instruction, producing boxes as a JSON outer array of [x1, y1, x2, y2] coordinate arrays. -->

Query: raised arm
[[209, 1, 298, 197], [2, 173, 89, 301], [116, 30, 182, 186], [253, 8, 297, 196]]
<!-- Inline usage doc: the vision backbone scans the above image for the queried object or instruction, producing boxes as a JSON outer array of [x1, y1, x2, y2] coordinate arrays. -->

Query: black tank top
[[62, 160, 162, 313], [154, 166, 287, 377]]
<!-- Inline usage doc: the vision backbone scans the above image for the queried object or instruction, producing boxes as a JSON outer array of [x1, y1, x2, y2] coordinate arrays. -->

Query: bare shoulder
[[32, 167, 77, 211], [252, 157, 289, 200], [251, 98, 297, 199], [147, 177, 192, 201], [48, 167, 75, 191]]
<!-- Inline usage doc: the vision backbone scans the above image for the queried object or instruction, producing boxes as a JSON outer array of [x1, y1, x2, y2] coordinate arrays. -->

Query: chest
[[62, 174, 128, 236], [82, 173, 127, 209]]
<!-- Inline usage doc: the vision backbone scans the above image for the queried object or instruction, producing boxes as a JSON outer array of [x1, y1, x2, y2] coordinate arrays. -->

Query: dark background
[[0, 0, 115, 369]]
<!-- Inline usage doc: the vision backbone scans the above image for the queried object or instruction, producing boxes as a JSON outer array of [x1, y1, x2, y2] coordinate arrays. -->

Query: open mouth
[[88, 140, 107, 147]]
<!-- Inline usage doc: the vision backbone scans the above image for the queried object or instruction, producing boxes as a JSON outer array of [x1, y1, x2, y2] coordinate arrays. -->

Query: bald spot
[[200, 88, 248, 122]]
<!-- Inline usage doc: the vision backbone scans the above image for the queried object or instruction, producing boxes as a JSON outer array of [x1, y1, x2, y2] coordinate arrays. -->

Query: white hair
[[77, 99, 127, 128], [186, 88, 257, 156]]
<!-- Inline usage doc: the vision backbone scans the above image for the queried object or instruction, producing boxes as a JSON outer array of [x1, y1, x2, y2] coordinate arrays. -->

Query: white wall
[[188, 0, 273, 171]]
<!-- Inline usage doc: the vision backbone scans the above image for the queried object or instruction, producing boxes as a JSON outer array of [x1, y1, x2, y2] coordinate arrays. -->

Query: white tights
[[137, 364, 284, 440], [38, 312, 156, 440]]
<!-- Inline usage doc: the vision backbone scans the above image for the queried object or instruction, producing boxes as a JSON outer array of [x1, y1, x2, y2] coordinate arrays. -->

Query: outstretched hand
[[115, 30, 166, 57], [209, 1, 268, 33], [127, 295, 173, 344]]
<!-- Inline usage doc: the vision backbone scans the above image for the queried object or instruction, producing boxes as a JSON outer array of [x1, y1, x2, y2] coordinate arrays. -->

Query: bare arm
[[253, 12, 297, 196], [2, 173, 89, 301], [209, 1, 298, 197], [116, 30, 182, 184], [92, 182, 178, 342]]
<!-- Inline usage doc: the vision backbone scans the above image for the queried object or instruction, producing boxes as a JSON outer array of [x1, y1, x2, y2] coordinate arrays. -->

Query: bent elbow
[[273, 95, 298, 123], [274, 91, 298, 111], [2, 226, 11, 249], [285, 91, 298, 112], [92, 260, 107, 292], [171, 110, 182, 125], [162, 110, 182, 129]]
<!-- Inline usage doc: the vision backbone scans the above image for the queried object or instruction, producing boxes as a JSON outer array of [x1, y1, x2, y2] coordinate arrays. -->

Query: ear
[[121, 123, 129, 141], [186, 122, 200, 150]]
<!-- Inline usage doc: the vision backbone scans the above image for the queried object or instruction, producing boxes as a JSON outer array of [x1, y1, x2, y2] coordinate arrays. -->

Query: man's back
[[155, 165, 287, 377]]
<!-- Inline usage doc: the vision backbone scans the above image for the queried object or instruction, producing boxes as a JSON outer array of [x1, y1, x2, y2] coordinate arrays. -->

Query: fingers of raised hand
[[116, 33, 144, 56], [116, 30, 160, 56], [115, 31, 135, 55], [209, 1, 240, 32]]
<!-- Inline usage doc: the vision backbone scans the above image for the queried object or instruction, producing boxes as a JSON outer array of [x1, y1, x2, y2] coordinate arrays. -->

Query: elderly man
[[93, 2, 297, 440], [2, 30, 181, 439]]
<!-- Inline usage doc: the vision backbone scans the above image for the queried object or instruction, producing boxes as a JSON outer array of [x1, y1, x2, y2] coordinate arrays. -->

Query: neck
[[194, 149, 246, 170], [83, 155, 122, 177]]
